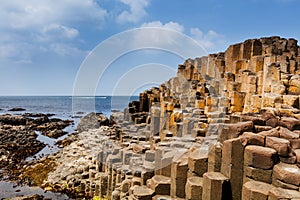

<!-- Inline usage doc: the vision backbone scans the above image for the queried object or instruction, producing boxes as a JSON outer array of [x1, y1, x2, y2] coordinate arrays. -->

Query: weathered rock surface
[[76, 112, 109, 132]]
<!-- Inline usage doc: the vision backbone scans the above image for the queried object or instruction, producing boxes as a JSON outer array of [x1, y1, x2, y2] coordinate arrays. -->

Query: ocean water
[[0, 96, 139, 118]]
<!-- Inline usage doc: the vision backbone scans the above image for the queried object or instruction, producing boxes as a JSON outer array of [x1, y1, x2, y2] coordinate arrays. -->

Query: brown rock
[[283, 95, 299, 108], [131, 185, 154, 200], [185, 176, 203, 200], [244, 166, 272, 183], [290, 138, 300, 149], [240, 132, 265, 146], [281, 117, 300, 130], [269, 187, 300, 200], [266, 136, 293, 156], [148, 175, 171, 195], [171, 159, 188, 180], [188, 150, 208, 176], [278, 126, 300, 139], [208, 142, 222, 172], [254, 125, 273, 132], [244, 145, 278, 169], [289, 75, 300, 95], [171, 178, 186, 199], [273, 162, 300, 186], [272, 178, 299, 190], [170, 159, 188, 198], [242, 180, 275, 200], [220, 121, 254, 142], [295, 149, 300, 165], [202, 172, 231, 200], [258, 127, 280, 137], [279, 155, 297, 164]]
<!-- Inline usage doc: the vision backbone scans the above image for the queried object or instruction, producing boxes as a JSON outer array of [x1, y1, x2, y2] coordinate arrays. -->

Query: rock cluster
[[45, 36, 300, 200], [0, 113, 73, 180]]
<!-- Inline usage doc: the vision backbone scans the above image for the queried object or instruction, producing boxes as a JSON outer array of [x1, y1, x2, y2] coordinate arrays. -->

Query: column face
[[150, 106, 161, 136], [202, 172, 231, 200]]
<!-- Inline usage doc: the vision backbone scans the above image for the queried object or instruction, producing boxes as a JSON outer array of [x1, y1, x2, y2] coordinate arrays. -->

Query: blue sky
[[0, 0, 299, 96]]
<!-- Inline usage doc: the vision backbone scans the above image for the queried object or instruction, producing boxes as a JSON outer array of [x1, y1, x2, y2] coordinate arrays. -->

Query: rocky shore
[[3, 36, 300, 200], [0, 113, 73, 191]]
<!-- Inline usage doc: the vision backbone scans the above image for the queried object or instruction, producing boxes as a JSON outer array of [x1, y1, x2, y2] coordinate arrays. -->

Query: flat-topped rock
[[185, 176, 203, 200], [242, 180, 275, 200], [202, 172, 230, 200], [244, 145, 278, 169], [148, 175, 171, 195], [266, 136, 292, 157], [131, 185, 154, 200]]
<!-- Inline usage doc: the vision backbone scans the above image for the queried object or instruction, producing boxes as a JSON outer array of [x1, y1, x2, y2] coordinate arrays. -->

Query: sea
[[0, 96, 139, 118], [0, 96, 138, 199]]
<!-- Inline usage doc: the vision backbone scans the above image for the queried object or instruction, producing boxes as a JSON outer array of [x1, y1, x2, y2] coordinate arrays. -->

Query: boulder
[[77, 112, 109, 132], [244, 145, 278, 169], [265, 137, 293, 157], [273, 162, 300, 186], [240, 132, 265, 146]]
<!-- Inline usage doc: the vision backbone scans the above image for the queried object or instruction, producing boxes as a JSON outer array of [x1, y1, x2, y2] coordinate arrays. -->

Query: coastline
[[2, 36, 300, 199]]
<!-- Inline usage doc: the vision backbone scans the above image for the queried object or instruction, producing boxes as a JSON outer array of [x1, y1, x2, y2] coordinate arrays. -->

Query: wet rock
[[9, 107, 26, 111], [0, 114, 28, 125]]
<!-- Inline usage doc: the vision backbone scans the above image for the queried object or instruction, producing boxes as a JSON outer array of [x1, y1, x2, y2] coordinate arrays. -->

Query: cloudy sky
[[0, 0, 300, 96]]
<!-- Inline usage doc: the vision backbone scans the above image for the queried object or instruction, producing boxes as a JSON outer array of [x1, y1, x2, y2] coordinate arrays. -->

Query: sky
[[0, 0, 300, 96]]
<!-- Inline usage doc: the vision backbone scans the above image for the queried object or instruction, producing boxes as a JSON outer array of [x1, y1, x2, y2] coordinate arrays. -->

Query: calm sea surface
[[0, 96, 138, 118]]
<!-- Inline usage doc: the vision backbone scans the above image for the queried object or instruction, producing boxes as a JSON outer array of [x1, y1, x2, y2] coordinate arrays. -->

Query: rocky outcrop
[[76, 112, 109, 133], [45, 36, 300, 199]]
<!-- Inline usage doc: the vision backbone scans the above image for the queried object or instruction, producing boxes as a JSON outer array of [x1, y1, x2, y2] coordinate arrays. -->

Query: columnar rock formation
[[46, 36, 300, 199]]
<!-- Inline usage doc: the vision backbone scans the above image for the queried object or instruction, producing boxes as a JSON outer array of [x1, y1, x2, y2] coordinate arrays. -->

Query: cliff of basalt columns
[[45, 36, 300, 200]]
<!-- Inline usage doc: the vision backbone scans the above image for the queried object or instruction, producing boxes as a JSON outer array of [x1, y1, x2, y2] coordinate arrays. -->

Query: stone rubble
[[45, 36, 300, 199]]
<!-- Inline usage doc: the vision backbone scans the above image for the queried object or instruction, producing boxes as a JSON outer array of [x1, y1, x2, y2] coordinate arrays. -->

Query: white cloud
[[0, 0, 107, 29], [0, 43, 33, 64], [116, 0, 150, 23], [141, 21, 184, 33], [136, 21, 226, 53], [50, 43, 89, 57], [0, 0, 107, 62], [190, 28, 226, 52], [40, 24, 79, 41], [129, 21, 186, 48]]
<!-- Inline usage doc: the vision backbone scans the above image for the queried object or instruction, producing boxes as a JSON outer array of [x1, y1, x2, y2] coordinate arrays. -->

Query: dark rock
[[23, 113, 55, 118], [34, 116, 50, 125], [8, 107, 26, 111], [76, 112, 109, 132], [0, 114, 28, 125]]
